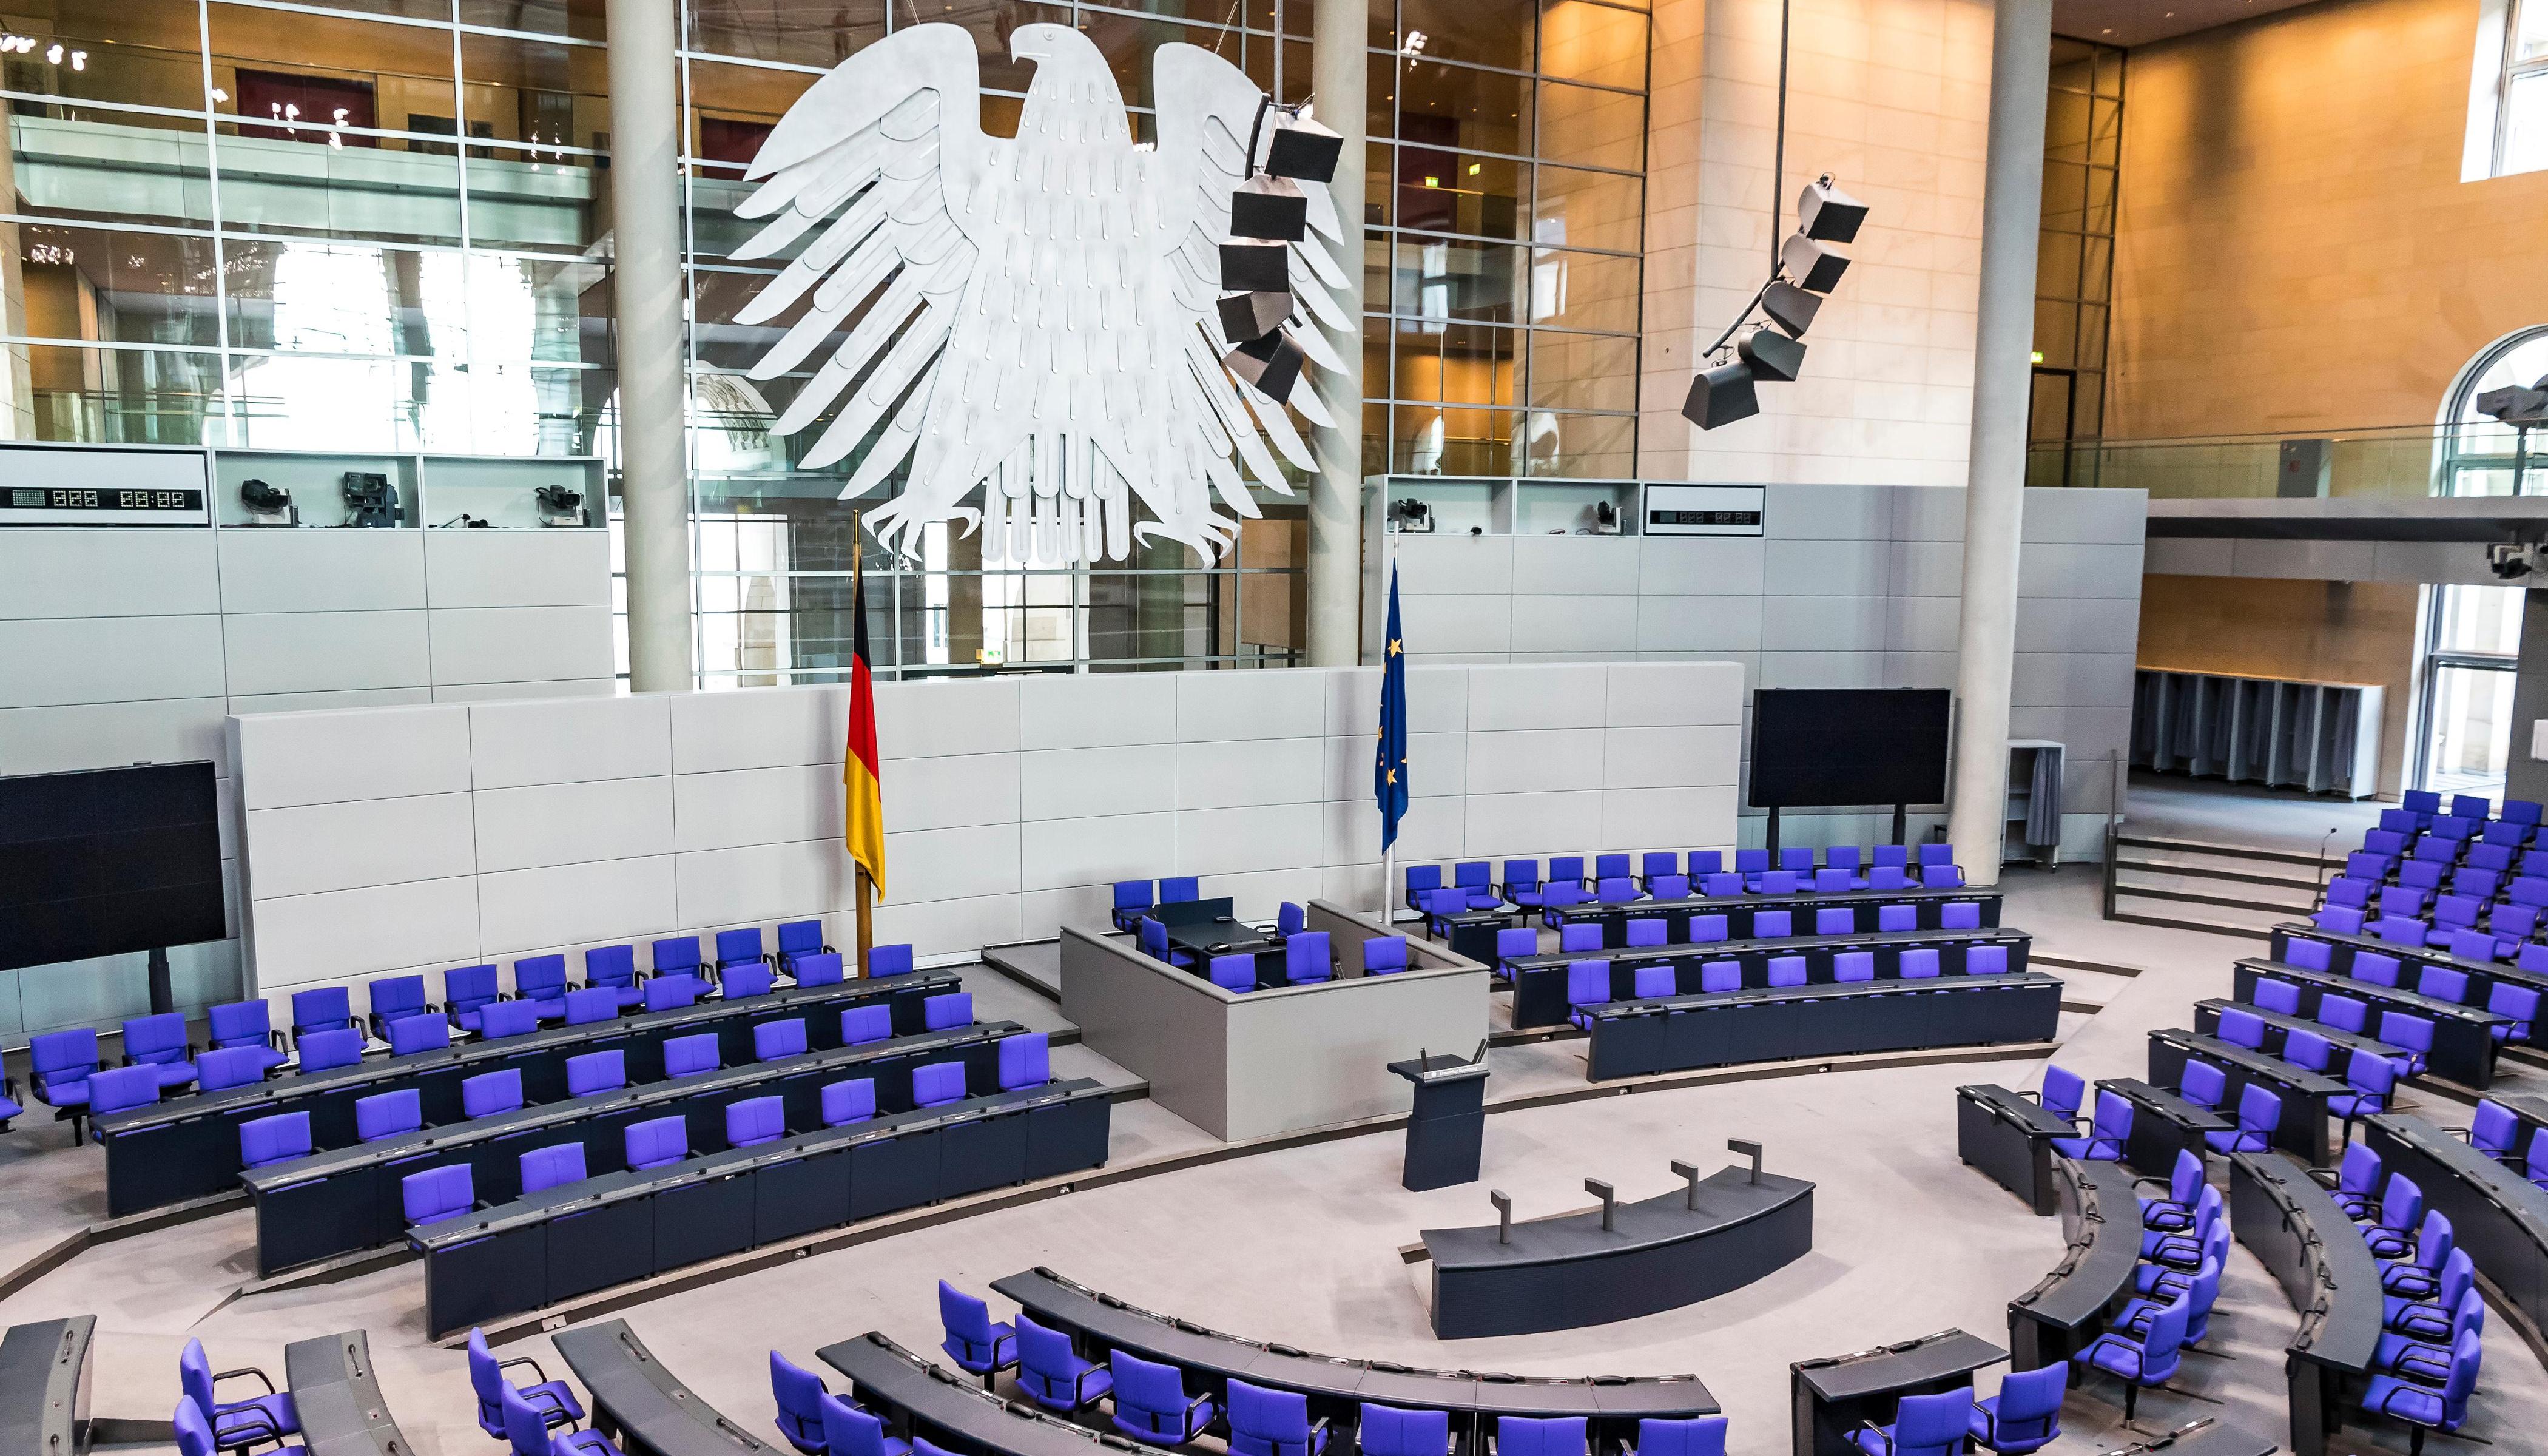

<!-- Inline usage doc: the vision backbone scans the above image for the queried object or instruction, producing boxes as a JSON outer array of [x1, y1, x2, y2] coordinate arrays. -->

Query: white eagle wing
[[731, 25, 989, 507]]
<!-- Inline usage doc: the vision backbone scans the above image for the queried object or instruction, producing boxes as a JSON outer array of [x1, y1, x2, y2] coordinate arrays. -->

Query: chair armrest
[[499, 1354, 552, 1383], [213, 1366, 280, 1396], [1856, 1422, 1892, 1454], [2304, 1167, 2341, 1187]]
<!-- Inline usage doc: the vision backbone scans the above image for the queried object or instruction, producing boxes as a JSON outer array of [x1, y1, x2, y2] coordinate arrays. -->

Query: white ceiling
[[2049, 0, 2325, 47]]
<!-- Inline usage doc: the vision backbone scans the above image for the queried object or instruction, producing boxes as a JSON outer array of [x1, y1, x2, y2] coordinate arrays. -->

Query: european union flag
[[1375, 564, 1409, 851]]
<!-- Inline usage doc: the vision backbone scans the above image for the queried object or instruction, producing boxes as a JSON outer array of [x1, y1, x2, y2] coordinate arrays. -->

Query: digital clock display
[[5, 487, 205, 511], [1650, 508, 1761, 527]]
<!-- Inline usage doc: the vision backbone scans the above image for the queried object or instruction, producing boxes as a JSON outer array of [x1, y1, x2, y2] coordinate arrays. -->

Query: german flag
[[843, 570, 886, 898]]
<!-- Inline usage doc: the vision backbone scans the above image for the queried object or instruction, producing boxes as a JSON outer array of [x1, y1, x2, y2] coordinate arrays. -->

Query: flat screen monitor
[[1748, 689, 1951, 809], [0, 762, 226, 971]]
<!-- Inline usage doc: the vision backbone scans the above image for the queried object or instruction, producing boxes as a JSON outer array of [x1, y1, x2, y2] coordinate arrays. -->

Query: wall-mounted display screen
[[0, 763, 226, 971], [1749, 688, 1952, 807]]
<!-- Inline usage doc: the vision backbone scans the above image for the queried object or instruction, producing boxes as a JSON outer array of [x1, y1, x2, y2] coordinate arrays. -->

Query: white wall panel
[[874, 677, 1020, 760], [1176, 736, 1322, 810], [1636, 596, 1764, 653], [1466, 727, 1605, 794], [675, 840, 857, 932], [1019, 746, 1180, 821], [423, 531, 613, 607], [1398, 594, 1512, 655], [1601, 785, 1737, 849], [473, 777, 673, 872], [431, 679, 616, 704], [0, 698, 229, 777], [1394, 536, 1514, 597], [1464, 790, 1605, 857], [1605, 661, 1742, 726], [1020, 811, 1176, 892], [470, 694, 672, 789], [1466, 663, 1608, 730], [670, 685, 844, 774], [217, 530, 426, 614], [479, 855, 678, 957], [675, 763, 841, 852], [228, 687, 434, 716], [1512, 536, 1642, 595], [1509, 595, 1639, 653], [0, 615, 229, 707], [0, 529, 220, 619], [880, 752, 1022, 831], [243, 793, 476, 898], [249, 877, 480, 986], [873, 892, 1024, 960], [1178, 803, 1323, 876], [224, 610, 431, 695], [235, 704, 471, 809], [1177, 669, 1325, 742], [1638, 538, 1765, 595], [880, 823, 1021, 902], [1019, 673, 1178, 751], [428, 605, 614, 686], [1602, 726, 1741, 787]]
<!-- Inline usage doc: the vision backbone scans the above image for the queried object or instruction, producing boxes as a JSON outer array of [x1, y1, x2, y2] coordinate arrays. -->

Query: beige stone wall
[[1640, 0, 1993, 484], [2109, 0, 2548, 437]]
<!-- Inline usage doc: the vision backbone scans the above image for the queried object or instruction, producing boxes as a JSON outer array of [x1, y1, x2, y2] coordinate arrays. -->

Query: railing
[[2027, 422, 2548, 499]]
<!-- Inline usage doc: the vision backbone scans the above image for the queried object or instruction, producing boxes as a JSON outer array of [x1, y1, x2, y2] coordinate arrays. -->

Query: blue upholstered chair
[[1138, 918, 1188, 968], [1503, 860, 1545, 908], [2141, 1149, 2206, 1232], [2070, 1293, 2186, 1421], [207, 1000, 288, 1074], [1940, 901, 1982, 930], [653, 936, 706, 985], [913, 1062, 966, 1108], [756, 1018, 811, 1062], [2384, 1211, 2455, 1299], [196, 1047, 270, 1093], [2052, 1090, 2130, 1161], [2333, 1048, 2398, 1143], [2282, 1026, 2334, 1074], [521, 1143, 587, 1193], [1869, 865, 1911, 892], [723, 962, 777, 1000], [563, 986, 620, 1026], [239, 1111, 311, 1170], [2176, 1060, 2226, 1112], [295, 1026, 364, 1074], [584, 945, 645, 1009], [938, 1281, 1017, 1387], [2388, 1250, 2475, 1344], [1109, 1350, 1217, 1443], [2364, 1174, 2425, 1260], [87, 1063, 160, 1118], [1964, 945, 2009, 976], [1363, 936, 1410, 973], [1565, 960, 1612, 1030], [727, 1096, 786, 1148], [463, 1068, 524, 1119], [1754, 910, 1793, 939], [823, 1079, 878, 1127], [794, 952, 846, 987], [568, 1050, 626, 1096], [1159, 876, 1200, 905], [1689, 914, 1729, 942], [644, 976, 700, 1013], [2466, 1100, 2524, 1163], [819, 1397, 908, 1456], [2253, 977, 2302, 1017], [1017, 1313, 1111, 1412], [1113, 881, 1156, 932], [1849, 1389, 1970, 1456], [1497, 1417, 1585, 1456], [2318, 993, 2370, 1035], [625, 1116, 689, 1171], [923, 993, 972, 1030], [445, 964, 505, 1030], [2215, 1007, 2265, 1050], [842, 1005, 892, 1045], [403, 1164, 476, 1225], [503, 1381, 610, 1456], [1622, 1417, 1727, 1456], [1651, 874, 1691, 900], [1966, 1366, 2062, 1454], [867, 944, 917, 978], [1404, 865, 1443, 912], [717, 926, 770, 971], [2358, 1329, 2481, 1456], [1813, 907, 1852, 935], [120, 1011, 197, 1090], [1559, 923, 1603, 956], [356, 1089, 422, 1143], [1633, 963, 1676, 999], [1899, 948, 1940, 979], [1456, 861, 1502, 909], [2376, 1289, 2482, 1385], [1286, 932, 1333, 985], [1279, 902, 1309, 936], [770, 1351, 832, 1454], [1359, 1404, 1452, 1456], [2206, 1082, 2280, 1154], [1210, 954, 1258, 991], [999, 1033, 1051, 1091], [2121, 1256, 2221, 1347], [179, 1338, 301, 1455], [1626, 918, 1668, 948], [1767, 956, 1807, 988], [388, 1014, 451, 1056], [1549, 856, 1588, 891], [2489, 982, 2541, 1042], [479, 999, 543, 1039], [777, 920, 831, 974], [1229, 1380, 1326, 1456], [514, 954, 571, 1021], [1699, 960, 1742, 993], [364, 974, 434, 1039], [2379, 1011, 2436, 1080], [290, 987, 360, 1045], [1834, 951, 1875, 982]]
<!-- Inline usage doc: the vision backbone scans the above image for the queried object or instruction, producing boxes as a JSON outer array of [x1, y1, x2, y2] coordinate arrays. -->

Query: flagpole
[[1381, 513, 1395, 925], [852, 508, 875, 976]]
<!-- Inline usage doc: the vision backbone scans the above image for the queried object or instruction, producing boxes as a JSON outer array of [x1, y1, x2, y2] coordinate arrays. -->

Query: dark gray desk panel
[[93, 971, 959, 1216], [2005, 1158, 2139, 1369], [2268, 923, 2548, 1044], [1955, 1085, 2074, 1215], [2145, 1029, 2341, 1167], [987, 1268, 1716, 1437], [416, 1082, 1110, 1338], [285, 1329, 414, 1456], [1507, 929, 2031, 1030], [1548, 889, 2001, 946], [2096, 1077, 2231, 1181], [1423, 1169, 1813, 1338], [0, 1316, 92, 1456], [821, 1332, 1173, 1456], [244, 1020, 1017, 1275], [2231, 959, 2504, 1088], [1585, 974, 2063, 1082], [2364, 1114, 2548, 1347], [2191, 1000, 2401, 1071], [553, 1319, 771, 1456], [1789, 1329, 2003, 1456], [2225, 1153, 2381, 1456]]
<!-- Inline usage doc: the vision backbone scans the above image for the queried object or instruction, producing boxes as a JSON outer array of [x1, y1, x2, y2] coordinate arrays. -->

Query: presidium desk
[[1537, 886, 2002, 949], [1583, 972, 2063, 1082], [991, 1267, 1719, 1446], [93, 968, 960, 1217], [415, 1078, 1112, 1339], [1504, 926, 2031, 1030]]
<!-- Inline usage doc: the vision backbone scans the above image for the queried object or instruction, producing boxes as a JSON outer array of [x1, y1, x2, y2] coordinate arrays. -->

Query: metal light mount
[[1221, 329, 1304, 403], [1263, 110, 1343, 184], [1684, 361, 1761, 431], [1217, 96, 1332, 408], [1739, 326, 1806, 383], [1680, 172, 1867, 432]]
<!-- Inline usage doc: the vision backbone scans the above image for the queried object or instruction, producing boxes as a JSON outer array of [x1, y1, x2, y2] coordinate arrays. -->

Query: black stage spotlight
[[1780, 232, 1850, 294], [1218, 289, 1294, 343], [1219, 240, 1290, 293], [1739, 327, 1805, 383], [1682, 362, 1759, 430], [1762, 280, 1822, 339], [1264, 113, 1344, 184], [1796, 177, 1868, 244], [1223, 329, 1305, 403], [1232, 175, 1309, 243]]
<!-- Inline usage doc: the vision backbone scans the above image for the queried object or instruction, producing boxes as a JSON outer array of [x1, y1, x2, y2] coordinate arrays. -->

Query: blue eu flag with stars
[[1376, 564, 1409, 851]]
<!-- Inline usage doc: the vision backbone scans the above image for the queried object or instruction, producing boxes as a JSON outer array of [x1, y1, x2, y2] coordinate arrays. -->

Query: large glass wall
[[2419, 582, 2522, 801], [2027, 34, 2119, 484]]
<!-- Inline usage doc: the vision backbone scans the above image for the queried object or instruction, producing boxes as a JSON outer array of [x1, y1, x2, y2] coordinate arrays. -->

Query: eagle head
[[1009, 23, 1129, 144]]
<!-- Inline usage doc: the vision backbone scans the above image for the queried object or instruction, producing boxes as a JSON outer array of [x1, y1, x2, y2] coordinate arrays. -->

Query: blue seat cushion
[[2361, 1375, 2450, 1427], [215, 1391, 300, 1446], [38, 1079, 90, 1108]]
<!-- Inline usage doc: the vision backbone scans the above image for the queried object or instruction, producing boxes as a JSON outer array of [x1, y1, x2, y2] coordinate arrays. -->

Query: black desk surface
[[2097, 1078, 2233, 1134], [553, 1319, 772, 1455], [285, 1329, 413, 1456], [1423, 1168, 1810, 1268], [2366, 1114, 2548, 1247], [1162, 917, 1282, 959], [1388, 1054, 1490, 1087], [2149, 1030, 2348, 1098], [1792, 1329, 2004, 1403], [2009, 1158, 2142, 1330], [1954, 1085, 2076, 1138], [989, 1267, 1716, 1421], [2273, 922, 2548, 999], [823, 1332, 1176, 1456], [414, 1079, 1105, 1250], [2191, 999, 2399, 1061], [2236, 959, 2509, 1030], [2226, 1153, 2382, 1374], [1506, 926, 2026, 975], [99, 971, 960, 1138], [1554, 886, 1997, 919], [0, 1316, 90, 1456], [245, 1020, 1014, 1193], [1592, 970, 2061, 1020]]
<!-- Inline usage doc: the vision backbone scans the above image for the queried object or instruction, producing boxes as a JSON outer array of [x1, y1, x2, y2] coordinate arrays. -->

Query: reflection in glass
[[1537, 0, 1645, 88], [1519, 408, 1631, 476], [1392, 321, 1520, 406], [1528, 246, 1635, 332], [1534, 165, 1640, 252], [1534, 78, 1640, 170], [1397, 0, 1534, 73], [1524, 329, 1633, 412], [1392, 237, 1522, 323], [18, 226, 221, 350], [1395, 152, 1526, 240], [1398, 61, 1528, 157]]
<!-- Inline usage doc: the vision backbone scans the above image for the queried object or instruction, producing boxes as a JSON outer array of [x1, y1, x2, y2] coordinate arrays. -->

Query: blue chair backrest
[[1559, 923, 1603, 954], [724, 962, 776, 1000], [914, 1061, 966, 1107], [514, 954, 568, 999], [463, 1068, 524, 1119], [2180, 1060, 2225, 1108], [1899, 948, 1939, 979], [567, 1049, 625, 1096], [123, 1011, 188, 1065], [564, 986, 620, 1026], [1689, 851, 1724, 876], [1459, 860, 1495, 888], [1704, 872, 1744, 895], [1497, 1417, 1586, 1456], [755, 1018, 810, 1062], [2236, 1081, 2280, 1133], [778, 920, 827, 959], [1965, 945, 2009, 976], [356, 1088, 422, 1142], [1112, 1351, 1190, 1424], [298, 1027, 364, 1073], [1754, 909, 1792, 938], [821, 1395, 895, 1456], [2493, 982, 2541, 1026], [1596, 877, 1635, 901], [1890, 1390, 1972, 1454], [1363, 936, 1410, 972], [1115, 880, 1156, 911], [388, 1015, 450, 1056], [1361, 1404, 1452, 1456], [1700, 960, 1741, 993], [1566, 960, 1610, 1009], [368, 974, 428, 1021], [402, 1162, 474, 1224], [1632, 1417, 1727, 1456], [2421, 965, 2470, 1002], [1834, 951, 1874, 982], [940, 1279, 1000, 1350], [666, 1032, 721, 1077], [869, 943, 917, 977], [727, 1095, 786, 1148], [923, 993, 973, 1030], [794, 952, 846, 986], [445, 963, 501, 1012], [2348, 1047, 2396, 1099], [1279, 902, 1308, 935], [645, 976, 700, 1012], [585, 945, 638, 987], [207, 1000, 272, 1049], [1625, 919, 1668, 948], [1504, 859, 1540, 889], [197, 1046, 269, 1091], [843, 1005, 893, 1044], [1633, 963, 1676, 998], [1642, 852, 1678, 879], [1210, 954, 1257, 991], [1765, 956, 1806, 988], [1759, 871, 1797, 895], [2217, 1008, 2264, 1047], [1161, 876, 1199, 903], [1652, 874, 1690, 899], [718, 927, 766, 966], [1690, 914, 1728, 942], [1813, 868, 1850, 893], [2381, 1172, 2424, 1230], [1230, 1379, 1313, 1456], [627, 1115, 689, 1170], [824, 1078, 877, 1126], [480, 999, 541, 1038], [1991, 1364, 2065, 1441], [1000, 1033, 1051, 1090], [654, 937, 703, 973], [1778, 848, 1813, 873], [1814, 907, 1852, 935], [1287, 931, 1332, 982], [1550, 855, 1586, 885], [1406, 865, 1443, 899], [2041, 1063, 2085, 1119], [292, 986, 352, 1035], [522, 1142, 587, 1193], [240, 1110, 311, 1167]]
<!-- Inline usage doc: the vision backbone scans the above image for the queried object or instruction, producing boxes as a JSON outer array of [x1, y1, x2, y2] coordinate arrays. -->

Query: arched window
[[2437, 325, 2548, 496]]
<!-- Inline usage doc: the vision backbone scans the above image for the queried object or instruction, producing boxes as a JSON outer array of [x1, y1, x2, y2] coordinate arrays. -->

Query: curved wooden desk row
[[1503, 928, 2030, 1030], [0, 1316, 92, 1455], [2364, 1113, 2548, 1352], [243, 1019, 1031, 1278], [93, 969, 962, 1217], [989, 1268, 1717, 1439], [2005, 1157, 2141, 1370], [556, 1320, 777, 1456], [1584, 972, 2063, 1082], [2224, 1152, 2381, 1456]]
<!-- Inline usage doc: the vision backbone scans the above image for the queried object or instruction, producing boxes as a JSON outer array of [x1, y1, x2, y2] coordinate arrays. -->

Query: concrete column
[[1305, 0, 1367, 666], [607, 0, 696, 692], [1944, 0, 2052, 886]]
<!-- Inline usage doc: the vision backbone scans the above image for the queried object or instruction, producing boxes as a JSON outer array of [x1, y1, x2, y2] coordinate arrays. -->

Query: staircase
[[2103, 832, 2331, 940]]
